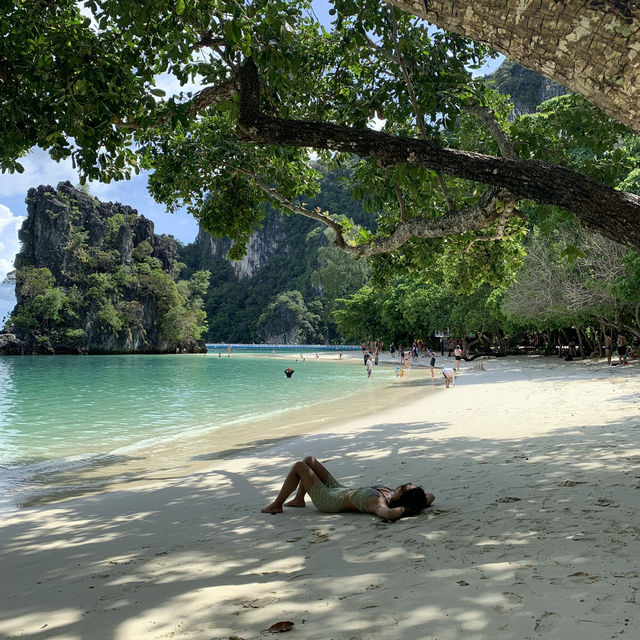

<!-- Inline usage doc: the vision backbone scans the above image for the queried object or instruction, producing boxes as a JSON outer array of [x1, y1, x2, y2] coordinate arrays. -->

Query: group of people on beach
[[601, 334, 635, 366]]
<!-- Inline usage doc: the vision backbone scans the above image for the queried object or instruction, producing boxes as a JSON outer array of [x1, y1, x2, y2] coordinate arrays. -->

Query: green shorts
[[309, 473, 348, 513]]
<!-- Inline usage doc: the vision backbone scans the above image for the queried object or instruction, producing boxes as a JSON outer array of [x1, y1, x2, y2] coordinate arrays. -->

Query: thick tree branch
[[115, 78, 239, 129], [189, 31, 226, 52], [236, 59, 640, 251]]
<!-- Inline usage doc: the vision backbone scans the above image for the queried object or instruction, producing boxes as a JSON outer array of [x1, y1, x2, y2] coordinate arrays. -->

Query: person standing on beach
[[454, 343, 462, 370], [442, 367, 456, 388], [227, 344, 231, 357], [366, 354, 373, 378], [604, 335, 612, 365], [425, 349, 436, 377], [617, 334, 628, 365]]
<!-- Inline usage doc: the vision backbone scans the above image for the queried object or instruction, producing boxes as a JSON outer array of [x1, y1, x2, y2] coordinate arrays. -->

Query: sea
[[0, 347, 396, 512]]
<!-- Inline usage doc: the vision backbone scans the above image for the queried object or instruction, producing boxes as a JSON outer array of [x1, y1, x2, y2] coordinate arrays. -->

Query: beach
[[2, 354, 640, 639]]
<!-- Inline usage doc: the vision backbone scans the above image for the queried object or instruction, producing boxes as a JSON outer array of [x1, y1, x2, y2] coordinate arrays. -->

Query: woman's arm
[[369, 496, 405, 521]]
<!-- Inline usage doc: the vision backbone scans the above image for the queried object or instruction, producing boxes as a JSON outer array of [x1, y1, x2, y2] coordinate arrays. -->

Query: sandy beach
[[2, 354, 640, 639]]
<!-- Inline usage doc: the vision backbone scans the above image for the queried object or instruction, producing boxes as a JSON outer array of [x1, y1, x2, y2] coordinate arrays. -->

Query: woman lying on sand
[[262, 456, 435, 521]]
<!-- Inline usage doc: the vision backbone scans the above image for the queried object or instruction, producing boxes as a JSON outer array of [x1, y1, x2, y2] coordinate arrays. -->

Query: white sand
[[2, 355, 640, 639]]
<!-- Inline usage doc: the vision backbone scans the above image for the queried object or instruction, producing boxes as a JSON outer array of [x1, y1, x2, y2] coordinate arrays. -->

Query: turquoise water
[[0, 350, 386, 509]]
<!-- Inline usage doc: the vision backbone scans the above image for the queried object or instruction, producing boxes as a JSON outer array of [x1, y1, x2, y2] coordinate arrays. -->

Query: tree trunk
[[576, 326, 587, 358], [386, 0, 640, 135]]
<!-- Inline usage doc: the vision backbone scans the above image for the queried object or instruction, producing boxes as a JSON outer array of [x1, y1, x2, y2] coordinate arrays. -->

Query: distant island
[[0, 182, 209, 355]]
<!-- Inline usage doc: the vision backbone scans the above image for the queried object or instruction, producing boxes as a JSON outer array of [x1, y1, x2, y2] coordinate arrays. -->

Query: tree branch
[[239, 163, 510, 258], [115, 78, 239, 129], [462, 104, 517, 160], [236, 58, 640, 251], [235, 168, 351, 250], [189, 30, 226, 52]]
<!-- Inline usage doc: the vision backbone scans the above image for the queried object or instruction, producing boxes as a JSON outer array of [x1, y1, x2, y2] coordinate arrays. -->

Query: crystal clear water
[[0, 350, 386, 509]]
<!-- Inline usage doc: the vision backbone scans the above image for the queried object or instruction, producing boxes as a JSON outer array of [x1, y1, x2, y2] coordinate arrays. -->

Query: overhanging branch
[[236, 58, 640, 251], [238, 164, 512, 258]]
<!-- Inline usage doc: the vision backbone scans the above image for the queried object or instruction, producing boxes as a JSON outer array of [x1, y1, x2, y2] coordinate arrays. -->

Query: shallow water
[[0, 350, 392, 509]]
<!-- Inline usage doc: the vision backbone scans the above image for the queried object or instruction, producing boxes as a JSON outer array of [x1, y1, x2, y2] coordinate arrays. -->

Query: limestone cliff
[[486, 60, 568, 118], [0, 182, 208, 355], [194, 210, 286, 280]]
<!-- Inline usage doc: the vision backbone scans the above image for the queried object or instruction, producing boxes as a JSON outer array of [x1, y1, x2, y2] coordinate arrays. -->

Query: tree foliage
[[6, 0, 640, 278], [256, 290, 323, 344]]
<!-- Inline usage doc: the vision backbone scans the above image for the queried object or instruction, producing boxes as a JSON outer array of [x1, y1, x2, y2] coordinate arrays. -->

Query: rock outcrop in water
[[0, 182, 209, 355]]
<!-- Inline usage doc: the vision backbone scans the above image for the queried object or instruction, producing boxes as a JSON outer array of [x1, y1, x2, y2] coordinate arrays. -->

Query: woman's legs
[[261, 457, 332, 513], [284, 456, 331, 507]]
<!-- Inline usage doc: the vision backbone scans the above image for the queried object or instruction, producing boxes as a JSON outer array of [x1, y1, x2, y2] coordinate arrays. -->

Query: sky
[[0, 3, 503, 321]]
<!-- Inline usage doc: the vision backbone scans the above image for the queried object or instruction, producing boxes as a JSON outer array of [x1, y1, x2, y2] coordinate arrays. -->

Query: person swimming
[[284, 368, 294, 378]]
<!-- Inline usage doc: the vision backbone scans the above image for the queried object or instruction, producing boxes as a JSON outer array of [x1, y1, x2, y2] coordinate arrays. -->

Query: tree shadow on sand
[[2, 412, 640, 639]]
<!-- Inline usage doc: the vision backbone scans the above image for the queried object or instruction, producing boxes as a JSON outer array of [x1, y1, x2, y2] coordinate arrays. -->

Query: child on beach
[[262, 456, 434, 521], [425, 349, 436, 377], [454, 344, 462, 370]]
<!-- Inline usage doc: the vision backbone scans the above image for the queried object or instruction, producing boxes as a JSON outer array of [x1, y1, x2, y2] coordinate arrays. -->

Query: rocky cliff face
[[1, 182, 208, 355], [194, 211, 286, 280], [486, 60, 568, 118]]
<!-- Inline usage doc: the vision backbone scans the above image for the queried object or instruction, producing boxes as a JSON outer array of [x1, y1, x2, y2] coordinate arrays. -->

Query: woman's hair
[[389, 487, 429, 517]]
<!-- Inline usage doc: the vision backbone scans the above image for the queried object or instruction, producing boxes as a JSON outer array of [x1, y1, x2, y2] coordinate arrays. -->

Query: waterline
[[0, 350, 410, 510]]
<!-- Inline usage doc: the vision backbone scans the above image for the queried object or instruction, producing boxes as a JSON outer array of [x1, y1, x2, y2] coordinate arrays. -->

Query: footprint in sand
[[502, 592, 523, 604], [567, 571, 597, 582], [594, 497, 619, 507], [534, 611, 557, 632], [591, 593, 618, 614], [309, 529, 330, 544]]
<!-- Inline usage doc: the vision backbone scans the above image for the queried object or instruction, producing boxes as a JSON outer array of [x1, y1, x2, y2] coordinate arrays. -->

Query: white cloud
[[0, 148, 77, 199], [0, 204, 24, 324], [0, 204, 24, 280]]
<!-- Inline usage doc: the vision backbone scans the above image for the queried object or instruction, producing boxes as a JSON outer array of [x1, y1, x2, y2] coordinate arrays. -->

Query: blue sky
[[0, 3, 503, 322]]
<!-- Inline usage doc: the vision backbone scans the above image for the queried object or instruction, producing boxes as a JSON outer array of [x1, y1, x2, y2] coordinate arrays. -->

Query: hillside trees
[[256, 290, 324, 344], [333, 278, 521, 353], [5, 0, 640, 277]]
